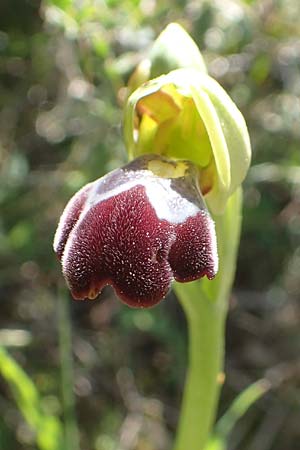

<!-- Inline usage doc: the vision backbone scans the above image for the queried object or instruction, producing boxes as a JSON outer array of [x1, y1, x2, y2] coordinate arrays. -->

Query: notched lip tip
[[70, 288, 101, 301], [206, 273, 217, 281], [175, 269, 217, 283]]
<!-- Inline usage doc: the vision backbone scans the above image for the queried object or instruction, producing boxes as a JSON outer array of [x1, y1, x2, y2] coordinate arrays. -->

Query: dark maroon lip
[[53, 155, 218, 308]]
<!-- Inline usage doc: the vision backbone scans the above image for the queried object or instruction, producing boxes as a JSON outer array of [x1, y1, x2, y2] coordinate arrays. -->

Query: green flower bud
[[149, 23, 207, 76], [127, 23, 207, 97], [124, 68, 251, 214]]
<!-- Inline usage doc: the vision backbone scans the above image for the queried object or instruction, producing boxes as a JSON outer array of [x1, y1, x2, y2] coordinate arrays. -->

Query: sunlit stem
[[58, 285, 80, 450], [174, 189, 242, 450]]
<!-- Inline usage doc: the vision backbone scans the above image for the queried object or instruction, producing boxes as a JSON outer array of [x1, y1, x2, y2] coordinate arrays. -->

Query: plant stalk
[[174, 189, 242, 450]]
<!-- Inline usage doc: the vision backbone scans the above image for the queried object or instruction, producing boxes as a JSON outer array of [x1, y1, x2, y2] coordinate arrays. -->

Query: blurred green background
[[0, 0, 300, 449]]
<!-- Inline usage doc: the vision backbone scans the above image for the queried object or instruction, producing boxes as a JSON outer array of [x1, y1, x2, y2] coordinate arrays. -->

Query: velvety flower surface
[[54, 155, 218, 307]]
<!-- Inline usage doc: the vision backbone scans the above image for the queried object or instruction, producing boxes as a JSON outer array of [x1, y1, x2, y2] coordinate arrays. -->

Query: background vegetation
[[0, 0, 299, 449]]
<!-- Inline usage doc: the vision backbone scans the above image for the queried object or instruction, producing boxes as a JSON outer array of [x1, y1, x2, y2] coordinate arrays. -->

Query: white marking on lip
[[82, 169, 200, 225], [144, 178, 199, 224]]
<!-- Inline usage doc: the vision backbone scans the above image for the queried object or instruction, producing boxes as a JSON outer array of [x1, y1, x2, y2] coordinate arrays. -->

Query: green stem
[[58, 286, 80, 450], [173, 189, 242, 450]]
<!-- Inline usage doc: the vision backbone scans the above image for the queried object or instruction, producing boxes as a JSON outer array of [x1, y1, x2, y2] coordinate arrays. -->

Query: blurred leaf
[[204, 436, 225, 450], [0, 346, 64, 450], [47, 0, 72, 9], [250, 54, 271, 84], [204, 380, 270, 450], [9, 221, 33, 250]]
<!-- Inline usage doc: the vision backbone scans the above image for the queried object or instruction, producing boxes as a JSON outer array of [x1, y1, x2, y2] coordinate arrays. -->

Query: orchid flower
[[54, 23, 250, 306]]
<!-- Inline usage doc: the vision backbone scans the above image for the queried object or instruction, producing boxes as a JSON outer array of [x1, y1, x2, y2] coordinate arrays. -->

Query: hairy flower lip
[[54, 155, 218, 307]]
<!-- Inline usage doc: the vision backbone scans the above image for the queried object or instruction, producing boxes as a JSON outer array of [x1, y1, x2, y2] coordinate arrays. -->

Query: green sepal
[[124, 69, 251, 214], [149, 23, 207, 76]]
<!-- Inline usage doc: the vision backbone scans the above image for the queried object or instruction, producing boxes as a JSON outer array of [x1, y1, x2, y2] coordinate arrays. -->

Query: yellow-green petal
[[200, 76, 251, 195]]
